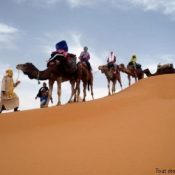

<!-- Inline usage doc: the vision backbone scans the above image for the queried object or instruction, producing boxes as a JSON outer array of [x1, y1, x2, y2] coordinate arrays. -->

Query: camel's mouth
[[118, 64, 124, 68], [98, 66, 105, 70], [98, 66, 108, 73], [16, 64, 23, 70], [16, 64, 27, 72], [98, 67, 103, 73]]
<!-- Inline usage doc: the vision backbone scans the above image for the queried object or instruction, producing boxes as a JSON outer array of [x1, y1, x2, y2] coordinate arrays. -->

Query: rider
[[49, 40, 68, 62], [128, 55, 141, 69], [53, 40, 68, 57], [107, 51, 117, 72], [128, 54, 137, 69], [48, 40, 77, 71], [79, 46, 92, 71]]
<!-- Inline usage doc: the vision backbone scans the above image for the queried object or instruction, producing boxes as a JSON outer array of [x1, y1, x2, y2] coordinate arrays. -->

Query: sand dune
[[0, 74, 175, 175]]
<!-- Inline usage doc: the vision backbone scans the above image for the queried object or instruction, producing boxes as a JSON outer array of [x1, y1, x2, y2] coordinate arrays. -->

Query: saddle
[[80, 61, 92, 72], [47, 53, 77, 74], [128, 62, 142, 69]]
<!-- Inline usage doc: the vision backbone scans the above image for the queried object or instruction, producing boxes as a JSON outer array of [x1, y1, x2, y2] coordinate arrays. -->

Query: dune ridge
[[0, 74, 175, 175]]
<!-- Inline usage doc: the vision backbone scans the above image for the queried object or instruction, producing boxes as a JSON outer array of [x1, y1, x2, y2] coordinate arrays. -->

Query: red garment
[[52, 49, 68, 57]]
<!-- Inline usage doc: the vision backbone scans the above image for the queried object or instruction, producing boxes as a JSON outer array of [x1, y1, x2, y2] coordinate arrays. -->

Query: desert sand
[[0, 74, 175, 175]]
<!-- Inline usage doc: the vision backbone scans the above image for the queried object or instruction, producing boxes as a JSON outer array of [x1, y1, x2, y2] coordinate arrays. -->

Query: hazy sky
[[0, 0, 175, 111]]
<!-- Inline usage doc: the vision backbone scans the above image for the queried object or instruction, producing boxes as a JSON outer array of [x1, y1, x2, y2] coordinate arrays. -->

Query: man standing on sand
[[35, 82, 53, 108], [0, 69, 20, 113]]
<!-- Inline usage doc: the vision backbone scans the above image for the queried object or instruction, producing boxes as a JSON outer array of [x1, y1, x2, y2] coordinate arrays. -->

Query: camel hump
[[67, 53, 77, 63], [66, 55, 77, 73], [78, 61, 92, 72]]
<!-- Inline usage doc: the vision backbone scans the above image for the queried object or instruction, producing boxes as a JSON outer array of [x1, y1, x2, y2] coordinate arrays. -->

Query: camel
[[47, 53, 94, 102], [98, 65, 122, 95], [16, 61, 94, 106], [118, 64, 144, 86], [16, 63, 77, 106], [75, 62, 94, 101], [143, 63, 175, 77]]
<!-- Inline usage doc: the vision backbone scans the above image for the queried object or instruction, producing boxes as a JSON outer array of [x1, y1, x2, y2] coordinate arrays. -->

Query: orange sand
[[0, 74, 175, 175]]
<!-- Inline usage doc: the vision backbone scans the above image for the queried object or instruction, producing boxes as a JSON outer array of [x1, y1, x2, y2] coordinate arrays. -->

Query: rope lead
[[37, 71, 41, 84]]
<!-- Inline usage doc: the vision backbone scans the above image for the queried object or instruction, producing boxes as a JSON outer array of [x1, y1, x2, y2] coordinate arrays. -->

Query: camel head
[[98, 65, 108, 73], [16, 63, 38, 73], [143, 68, 152, 77], [118, 64, 126, 71], [16, 63, 39, 79]]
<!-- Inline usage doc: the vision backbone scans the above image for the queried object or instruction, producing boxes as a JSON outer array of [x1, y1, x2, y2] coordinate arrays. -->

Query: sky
[[0, 0, 175, 111]]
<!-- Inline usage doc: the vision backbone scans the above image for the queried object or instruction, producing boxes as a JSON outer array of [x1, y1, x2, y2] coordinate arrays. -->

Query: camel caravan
[[16, 41, 94, 107], [1, 40, 175, 113]]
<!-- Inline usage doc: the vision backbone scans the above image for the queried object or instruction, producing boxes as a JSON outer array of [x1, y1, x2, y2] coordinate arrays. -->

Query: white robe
[[107, 53, 116, 63], [0, 76, 19, 110]]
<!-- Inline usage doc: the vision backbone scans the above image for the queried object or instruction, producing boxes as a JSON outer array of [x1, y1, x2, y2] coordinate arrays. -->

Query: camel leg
[[76, 80, 81, 102], [118, 79, 122, 90], [90, 81, 94, 100], [128, 75, 131, 86], [134, 70, 138, 83], [82, 82, 87, 102], [107, 79, 111, 95], [112, 81, 116, 94], [118, 74, 123, 90], [45, 80, 54, 107], [111, 82, 114, 94], [56, 77, 62, 106], [68, 80, 76, 103], [72, 79, 81, 102]]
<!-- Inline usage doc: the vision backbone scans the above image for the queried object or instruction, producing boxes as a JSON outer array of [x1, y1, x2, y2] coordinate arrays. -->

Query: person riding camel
[[0, 69, 20, 113], [107, 51, 117, 72], [128, 54, 137, 69], [47, 40, 77, 73], [79, 46, 92, 71], [48, 40, 69, 66], [50, 40, 68, 59], [128, 54, 142, 69]]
